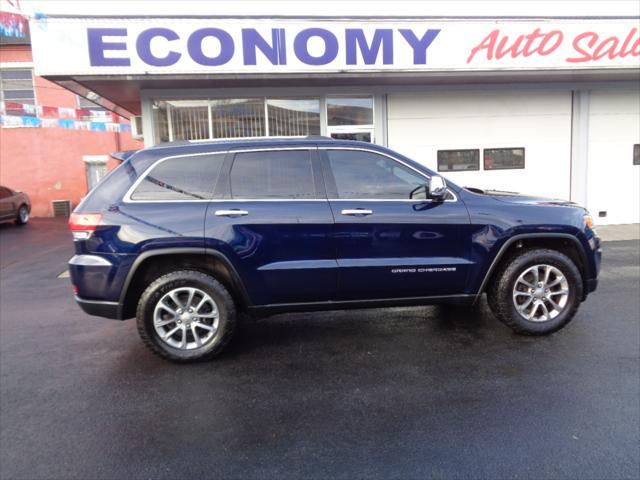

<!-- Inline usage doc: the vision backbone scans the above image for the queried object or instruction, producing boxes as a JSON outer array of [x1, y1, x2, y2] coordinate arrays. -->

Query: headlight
[[584, 214, 595, 230]]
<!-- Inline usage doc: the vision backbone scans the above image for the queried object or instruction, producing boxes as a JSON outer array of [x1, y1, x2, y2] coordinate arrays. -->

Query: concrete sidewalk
[[597, 223, 640, 242]]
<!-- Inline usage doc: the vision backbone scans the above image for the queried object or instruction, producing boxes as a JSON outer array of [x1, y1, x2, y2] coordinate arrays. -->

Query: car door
[[204, 147, 337, 306], [320, 147, 472, 301], [0, 187, 14, 220]]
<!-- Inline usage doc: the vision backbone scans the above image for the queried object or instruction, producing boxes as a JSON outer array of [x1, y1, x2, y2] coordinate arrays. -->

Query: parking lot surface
[[1, 219, 639, 479]]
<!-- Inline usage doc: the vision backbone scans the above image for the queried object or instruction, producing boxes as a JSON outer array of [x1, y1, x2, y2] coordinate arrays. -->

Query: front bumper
[[75, 296, 122, 319]]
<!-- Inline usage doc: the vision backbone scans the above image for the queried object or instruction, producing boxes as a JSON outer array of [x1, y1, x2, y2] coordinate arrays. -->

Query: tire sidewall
[[138, 272, 234, 361], [16, 205, 29, 225], [501, 251, 582, 334]]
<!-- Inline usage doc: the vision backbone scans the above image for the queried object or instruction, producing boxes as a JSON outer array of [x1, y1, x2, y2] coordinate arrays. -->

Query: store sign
[[30, 18, 640, 75]]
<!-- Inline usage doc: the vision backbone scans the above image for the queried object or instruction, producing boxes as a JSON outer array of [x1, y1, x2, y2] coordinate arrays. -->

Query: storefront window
[[327, 96, 373, 126], [151, 95, 373, 144], [484, 148, 525, 170], [267, 98, 320, 136], [211, 98, 265, 138], [169, 100, 209, 141], [437, 149, 480, 172]]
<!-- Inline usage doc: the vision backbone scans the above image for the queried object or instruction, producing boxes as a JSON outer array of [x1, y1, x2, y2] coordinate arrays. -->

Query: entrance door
[[83, 155, 109, 191], [320, 147, 471, 301]]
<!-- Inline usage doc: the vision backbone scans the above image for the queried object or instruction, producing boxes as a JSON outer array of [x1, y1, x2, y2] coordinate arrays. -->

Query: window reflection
[[267, 98, 320, 136], [327, 96, 374, 126]]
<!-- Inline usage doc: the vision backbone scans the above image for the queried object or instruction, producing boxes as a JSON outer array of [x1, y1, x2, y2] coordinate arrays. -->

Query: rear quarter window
[[130, 153, 225, 201]]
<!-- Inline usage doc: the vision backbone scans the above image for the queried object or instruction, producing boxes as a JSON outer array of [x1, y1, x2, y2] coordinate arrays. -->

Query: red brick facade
[[0, 44, 142, 217]]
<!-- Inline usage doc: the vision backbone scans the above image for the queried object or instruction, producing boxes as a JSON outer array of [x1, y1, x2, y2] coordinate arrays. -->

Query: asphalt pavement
[[1, 219, 639, 480]]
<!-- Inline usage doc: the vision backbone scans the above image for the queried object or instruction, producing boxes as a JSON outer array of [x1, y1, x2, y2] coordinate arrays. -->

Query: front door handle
[[341, 208, 373, 216], [215, 209, 249, 217]]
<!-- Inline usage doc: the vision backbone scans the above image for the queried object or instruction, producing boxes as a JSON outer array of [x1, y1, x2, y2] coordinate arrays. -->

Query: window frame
[[320, 147, 457, 202], [123, 152, 228, 203], [437, 149, 480, 173], [483, 147, 526, 171], [0, 67, 36, 107], [227, 148, 324, 200]]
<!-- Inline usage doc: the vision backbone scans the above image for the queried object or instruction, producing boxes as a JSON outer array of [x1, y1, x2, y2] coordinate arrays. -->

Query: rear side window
[[230, 150, 316, 199], [130, 154, 225, 201]]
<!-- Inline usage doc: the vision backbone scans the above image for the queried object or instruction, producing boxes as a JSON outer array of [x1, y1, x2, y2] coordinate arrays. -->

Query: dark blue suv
[[68, 138, 601, 362]]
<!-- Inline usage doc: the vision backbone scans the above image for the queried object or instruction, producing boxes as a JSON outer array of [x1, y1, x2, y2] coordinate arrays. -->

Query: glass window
[[634, 144, 639, 166], [152, 100, 170, 143], [0, 187, 12, 199], [169, 100, 210, 141], [327, 150, 427, 199], [484, 148, 525, 170], [437, 150, 480, 172], [327, 96, 373, 126], [131, 154, 225, 201], [330, 132, 372, 142], [230, 150, 316, 199], [0, 69, 35, 114], [267, 98, 320, 136], [211, 98, 265, 139]]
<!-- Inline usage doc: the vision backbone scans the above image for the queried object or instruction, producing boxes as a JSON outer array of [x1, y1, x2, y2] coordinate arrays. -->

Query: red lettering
[[567, 31, 599, 62], [495, 34, 526, 59], [619, 28, 640, 57], [538, 31, 563, 56], [593, 36, 619, 60], [467, 29, 499, 63], [522, 28, 546, 56]]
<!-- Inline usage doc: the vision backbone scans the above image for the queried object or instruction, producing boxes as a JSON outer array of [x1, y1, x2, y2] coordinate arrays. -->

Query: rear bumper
[[75, 296, 122, 320]]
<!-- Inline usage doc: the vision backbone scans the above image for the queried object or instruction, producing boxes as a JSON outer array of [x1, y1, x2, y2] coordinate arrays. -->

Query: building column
[[570, 89, 590, 206]]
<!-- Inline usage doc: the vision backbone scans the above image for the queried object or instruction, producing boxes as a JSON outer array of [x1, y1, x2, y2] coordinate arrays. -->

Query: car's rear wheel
[[136, 270, 236, 362], [15, 205, 29, 225], [487, 248, 583, 335]]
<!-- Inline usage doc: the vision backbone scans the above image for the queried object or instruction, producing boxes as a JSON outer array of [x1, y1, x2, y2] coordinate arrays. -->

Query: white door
[[386, 89, 573, 201], [586, 89, 640, 225]]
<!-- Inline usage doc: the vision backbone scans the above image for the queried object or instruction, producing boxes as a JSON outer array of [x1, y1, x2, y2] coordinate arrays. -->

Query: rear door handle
[[341, 209, 373, 216], [215, 209, 249, 217]]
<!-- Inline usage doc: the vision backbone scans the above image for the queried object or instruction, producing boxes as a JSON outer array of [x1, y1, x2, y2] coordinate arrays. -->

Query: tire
[[136, 270, 236, 362], [487, 248, 583, 335], [15, 205, 29, 225]]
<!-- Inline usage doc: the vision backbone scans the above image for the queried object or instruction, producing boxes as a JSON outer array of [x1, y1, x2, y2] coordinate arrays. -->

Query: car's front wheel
[[136, 270, 236, 362], [487, 248, 583, 335], [15, 205, 29, 225]]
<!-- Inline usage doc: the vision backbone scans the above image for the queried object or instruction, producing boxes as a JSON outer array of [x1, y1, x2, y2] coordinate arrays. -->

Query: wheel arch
[[119, 248, 250, 319], [475, 233, 589, 303]]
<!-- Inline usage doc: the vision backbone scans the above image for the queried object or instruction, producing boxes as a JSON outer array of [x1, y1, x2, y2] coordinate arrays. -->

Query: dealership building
[[28, 14, 640, 224]]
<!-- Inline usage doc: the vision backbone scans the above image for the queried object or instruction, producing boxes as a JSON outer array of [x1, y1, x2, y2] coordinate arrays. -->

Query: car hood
[[466, 187, 580, 208]]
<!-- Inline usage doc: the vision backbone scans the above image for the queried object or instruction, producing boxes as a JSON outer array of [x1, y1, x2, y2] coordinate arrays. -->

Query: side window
[[0, 187, 12, 199], [130, 153, 224, 201], [230, 150, 316, 199], [326, 150, 427, 199]]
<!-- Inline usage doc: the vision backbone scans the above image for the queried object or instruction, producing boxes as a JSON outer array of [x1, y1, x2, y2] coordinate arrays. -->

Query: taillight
[[68, 213, 102, 240]]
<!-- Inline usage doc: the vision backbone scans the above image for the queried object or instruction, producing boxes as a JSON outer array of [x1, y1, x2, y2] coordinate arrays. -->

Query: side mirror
[[428, 176, 447, 201]]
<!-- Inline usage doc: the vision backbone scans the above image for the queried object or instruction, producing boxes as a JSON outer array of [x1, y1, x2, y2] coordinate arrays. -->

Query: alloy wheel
[[153, 287, 219, 350], [512, 264, 569, 322]]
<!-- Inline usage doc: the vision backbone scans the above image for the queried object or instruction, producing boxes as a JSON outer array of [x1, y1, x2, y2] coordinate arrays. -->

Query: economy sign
[[29, 17, 640, 76]]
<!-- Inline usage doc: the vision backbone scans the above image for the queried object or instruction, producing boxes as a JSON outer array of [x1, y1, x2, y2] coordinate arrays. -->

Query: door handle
[[215, 209, 249, 217], [341, 209, 373, 216]]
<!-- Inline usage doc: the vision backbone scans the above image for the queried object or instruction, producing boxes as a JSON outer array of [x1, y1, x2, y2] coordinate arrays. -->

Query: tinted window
[[327, 150, 427, 199], [0, 187, 12, 199], [131, 154, 224, 201], [634, 144, 639, 166], [327, 96, 374, 126], [230, 150, 316, 199], [484, 148, 525, 170], [437, 150, 479, 172]]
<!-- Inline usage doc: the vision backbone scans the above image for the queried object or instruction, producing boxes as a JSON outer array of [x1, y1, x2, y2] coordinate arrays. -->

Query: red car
[[0, 185, 30, 225]]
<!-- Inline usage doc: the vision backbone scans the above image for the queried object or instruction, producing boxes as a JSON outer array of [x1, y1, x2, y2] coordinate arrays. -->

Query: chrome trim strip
[[215, 209, 249, 216], [68, 255, 113, 267], [122, 145, 457, 203]]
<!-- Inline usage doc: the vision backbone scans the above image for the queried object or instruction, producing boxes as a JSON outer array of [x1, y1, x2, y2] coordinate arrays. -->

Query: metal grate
[[52, 200, 72, 218]]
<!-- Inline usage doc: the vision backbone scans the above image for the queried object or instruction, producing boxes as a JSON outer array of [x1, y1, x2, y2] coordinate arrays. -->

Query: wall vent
[[52, 200, 72, 218]]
